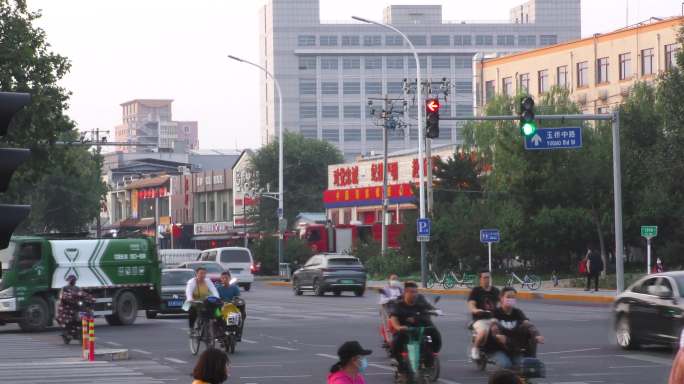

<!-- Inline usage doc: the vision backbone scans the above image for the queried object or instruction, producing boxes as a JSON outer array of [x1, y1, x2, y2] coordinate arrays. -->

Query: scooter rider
[[56, 275, 81, 327], [380, 274, 403, 304], [389, 281, 442, 376], [490, 287, 544, 369], [468, 270, 500, 360], [217, 271, 246, 340]]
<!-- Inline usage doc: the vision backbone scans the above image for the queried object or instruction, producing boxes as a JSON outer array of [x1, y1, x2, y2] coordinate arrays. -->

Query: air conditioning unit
[[598, 89, 609, 101]]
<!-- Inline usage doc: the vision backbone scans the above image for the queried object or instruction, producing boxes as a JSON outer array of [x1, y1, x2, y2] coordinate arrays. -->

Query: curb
[[267, 282, 614, 304]]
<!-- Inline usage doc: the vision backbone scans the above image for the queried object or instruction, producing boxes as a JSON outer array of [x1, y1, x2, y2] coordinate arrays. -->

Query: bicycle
[[449, 271, 476, 288], [426, 270, 456, 289], [188, 298, 222, 355], [504, 270, 541, 291]]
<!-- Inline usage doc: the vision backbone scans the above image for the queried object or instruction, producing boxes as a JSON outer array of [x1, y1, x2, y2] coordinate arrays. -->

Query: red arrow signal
[[426, 99, 440, 113]]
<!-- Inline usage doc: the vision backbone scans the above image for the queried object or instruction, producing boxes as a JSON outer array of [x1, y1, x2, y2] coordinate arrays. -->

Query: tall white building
[[259, 0, 581, 158]]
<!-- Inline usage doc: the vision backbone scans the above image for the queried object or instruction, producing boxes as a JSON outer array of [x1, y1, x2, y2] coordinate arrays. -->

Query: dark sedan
[[614, 271, 684, 350], [146, 268, 196, 319], [292, 254, 366, 297]]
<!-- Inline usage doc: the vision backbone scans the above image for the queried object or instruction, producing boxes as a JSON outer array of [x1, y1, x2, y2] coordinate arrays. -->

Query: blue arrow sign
[[524, 127, 582, 150], [417, 218, 431, 237], [480, 229, 500, 243]]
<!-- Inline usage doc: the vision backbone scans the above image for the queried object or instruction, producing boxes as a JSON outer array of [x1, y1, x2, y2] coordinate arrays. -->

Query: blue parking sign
[[417, 218, 431, 236]]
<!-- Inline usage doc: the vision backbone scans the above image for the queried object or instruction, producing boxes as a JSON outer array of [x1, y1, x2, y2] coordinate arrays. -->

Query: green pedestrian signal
[[519, 96, 537, 138]]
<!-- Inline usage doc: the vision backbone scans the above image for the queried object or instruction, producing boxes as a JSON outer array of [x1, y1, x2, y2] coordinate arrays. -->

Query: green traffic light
[[521, 121, 537, 137]]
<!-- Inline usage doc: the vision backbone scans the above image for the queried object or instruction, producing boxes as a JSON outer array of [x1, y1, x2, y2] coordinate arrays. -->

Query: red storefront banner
[[323, 183, 415, 208]]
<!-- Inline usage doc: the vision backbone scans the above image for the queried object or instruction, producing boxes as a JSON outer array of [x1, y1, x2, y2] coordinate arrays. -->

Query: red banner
[[324, 183, 415, 208]]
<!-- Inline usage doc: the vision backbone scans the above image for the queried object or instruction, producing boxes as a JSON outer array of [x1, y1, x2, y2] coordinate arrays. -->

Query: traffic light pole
[[440, 112, 625, 292], [381, 95, 390, 257]]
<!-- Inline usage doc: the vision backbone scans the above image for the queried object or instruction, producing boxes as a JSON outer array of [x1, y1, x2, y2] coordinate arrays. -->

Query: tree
[[0, 0, 106, 232], [250, 132, 343, 231]]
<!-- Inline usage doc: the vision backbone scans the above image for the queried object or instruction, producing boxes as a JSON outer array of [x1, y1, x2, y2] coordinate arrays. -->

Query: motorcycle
[[468, 312, 546, 381], [394, 297, 443, 384], [60, 290, 95, 345], [218, 297, 244, 354]]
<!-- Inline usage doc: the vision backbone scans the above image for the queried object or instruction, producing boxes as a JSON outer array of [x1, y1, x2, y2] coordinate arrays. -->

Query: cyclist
[[389, 281, 442, 377], [217, 271, 246, 340], [490, 287, 544, 369], [185, 267, 220, 331], [468, 269, 500, 360]]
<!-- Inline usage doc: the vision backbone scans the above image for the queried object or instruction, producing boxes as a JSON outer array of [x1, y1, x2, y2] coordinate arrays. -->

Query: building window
[[665, 44, 680, 71], [440, 104, 451, 116], [497, 35, 514, 46], [408, 35, 427, 46], [454, 81, 472, 93], [344, 104, 361, 118], [299, 79, 316, 95], [538, 69, 549, 93], [485, 80, 495, 102], [365, 82, 381, 95], [321, 105, 339, 119], [431, 56, 451, 69], [343, 81, 360, 95], [366, 129, 382, 141], [299, 102, 317, 119], [363, 35, 381, 46], [539, 35, 557, 46], [343, 57, 360, 70], [297, 35, 316, 46], [431, 35, 450, 46], [642, 48, 654, 75], [321, 82, 339, 95], [298, 56, 316, 70], [322, 129, 339, 142], [320, 35, 338, 46], [597, 57, 609, 84], [342, 35, 359, 46], [386, 56, 404, 70], [300, 126, 318, 139], [387, 81, 403, 94], [519, 73, 530, 92], [454, 55, 472, 69], [619, 53, 632, 80], [407, 56, 428, 69], [386, 35, 403, 46], [518, 35, 536, 46], [502, 77, 513, 97], [365, 57, 381, 70], [344, 128, 361, 142], [577, 61, 589, 87], [556, 65, 568, 88], [454, 35, 472, 46], [475, 35, 493, 46], [321, 57, 338, 70], [455, 104, 473, 116]]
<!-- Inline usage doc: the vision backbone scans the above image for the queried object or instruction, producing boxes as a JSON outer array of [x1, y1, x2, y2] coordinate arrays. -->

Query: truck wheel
[[18, 296, 50, 332], [109, 291, 139, 326], [145, 310, 158, 319]]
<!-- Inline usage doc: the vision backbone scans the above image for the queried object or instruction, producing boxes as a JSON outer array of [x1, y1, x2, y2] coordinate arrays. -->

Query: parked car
[[197, 247, 255, 291], [292, 254, 366, 297], [614, 271, 684, 350], [146, 268, 196, 319], [177, 261, 225, 284]]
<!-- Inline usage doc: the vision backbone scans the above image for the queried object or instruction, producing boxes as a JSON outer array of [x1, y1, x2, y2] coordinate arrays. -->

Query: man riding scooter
[[389, 281, 442, 378], [468, 270, 500, 361], [490, 287, 545, 369]]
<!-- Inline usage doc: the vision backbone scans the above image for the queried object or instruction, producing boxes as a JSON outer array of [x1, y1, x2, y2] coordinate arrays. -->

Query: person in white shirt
[[185, 267, 220, 330]]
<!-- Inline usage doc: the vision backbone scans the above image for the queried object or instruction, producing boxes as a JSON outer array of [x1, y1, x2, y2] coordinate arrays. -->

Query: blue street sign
[[480, 229, 500, 243], [524, 127, 582, 150], [277, 207, 283, 218], [417, 218, 431, 237]]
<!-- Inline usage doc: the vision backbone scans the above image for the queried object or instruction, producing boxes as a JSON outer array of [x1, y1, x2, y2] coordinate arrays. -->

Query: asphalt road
[[0, 282, 676, 384]]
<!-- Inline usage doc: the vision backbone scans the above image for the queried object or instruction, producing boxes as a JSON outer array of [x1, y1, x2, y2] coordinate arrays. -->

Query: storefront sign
[[194, 222, 233, 236], [333, 166, 359, 187], [323, 183, 415, 208], [137, 187, 169, 200]]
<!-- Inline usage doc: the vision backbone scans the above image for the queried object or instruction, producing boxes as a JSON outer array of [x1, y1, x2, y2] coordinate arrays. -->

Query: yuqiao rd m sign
[[480, 229, 500, 243], [524, 127, 582, 150]]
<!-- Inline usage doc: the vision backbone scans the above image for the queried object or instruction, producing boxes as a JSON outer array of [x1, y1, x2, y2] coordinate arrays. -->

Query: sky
[[24, 0, 684, 150]]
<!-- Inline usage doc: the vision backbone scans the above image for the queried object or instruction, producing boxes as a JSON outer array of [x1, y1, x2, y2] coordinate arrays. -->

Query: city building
[[190, 168, 236, 249], [114, 99, 199, 152], [325, 144, 456, 224], [232, 150, 259, 231], [259, 0, 581, 158], [476, 17, 683, 114]]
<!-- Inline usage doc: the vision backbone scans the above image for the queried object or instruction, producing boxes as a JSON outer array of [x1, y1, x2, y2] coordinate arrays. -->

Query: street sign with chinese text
[[641, 225, 657, 239], [524, 127, 582, 150], [480, 229, 500, 243]]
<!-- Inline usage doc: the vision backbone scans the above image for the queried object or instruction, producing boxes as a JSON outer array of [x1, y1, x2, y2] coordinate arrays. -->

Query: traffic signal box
[[425, 98, 440, 139]]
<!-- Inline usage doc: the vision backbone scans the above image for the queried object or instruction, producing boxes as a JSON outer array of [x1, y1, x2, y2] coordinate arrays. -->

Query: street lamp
[[228, 54, 285, 276], [351, 16, 429, 287]]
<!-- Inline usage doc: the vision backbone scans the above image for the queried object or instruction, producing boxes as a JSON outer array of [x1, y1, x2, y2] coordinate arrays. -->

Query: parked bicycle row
[[426, 270, 542, 291]]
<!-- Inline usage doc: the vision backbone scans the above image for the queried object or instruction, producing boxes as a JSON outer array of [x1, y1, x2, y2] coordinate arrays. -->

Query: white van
[[197, 247, 255, 291]]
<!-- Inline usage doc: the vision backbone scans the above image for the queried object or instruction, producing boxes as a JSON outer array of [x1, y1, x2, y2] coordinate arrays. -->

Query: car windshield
[[220, 249, 251, 263], [188, 263, 224, 274], [162, 271, 195, 285], [328, 258, 361, 266], [673, 275, 684, 297]]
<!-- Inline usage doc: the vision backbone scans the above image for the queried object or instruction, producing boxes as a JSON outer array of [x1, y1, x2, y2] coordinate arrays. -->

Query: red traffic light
[[426, 98, 440, 113]]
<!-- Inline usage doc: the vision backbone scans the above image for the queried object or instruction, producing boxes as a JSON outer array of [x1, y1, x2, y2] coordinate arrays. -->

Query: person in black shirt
[[490, 287, 544, 369], [468, 270, 500, 360], [585, 245, 604, 292], [389, 281, 442, 375]]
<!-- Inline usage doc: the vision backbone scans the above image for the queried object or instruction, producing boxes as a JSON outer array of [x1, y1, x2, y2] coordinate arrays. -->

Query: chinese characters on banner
[[333, 166, 359, 187], [371, 162, 398, 182]]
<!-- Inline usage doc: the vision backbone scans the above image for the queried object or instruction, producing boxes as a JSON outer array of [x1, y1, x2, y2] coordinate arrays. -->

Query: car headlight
[[0, 287, 15, 299]]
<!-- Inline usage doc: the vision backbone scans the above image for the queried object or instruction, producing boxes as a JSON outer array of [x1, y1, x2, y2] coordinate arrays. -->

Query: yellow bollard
[[81, 316, 88, 360], [88, 316, 95, 362]]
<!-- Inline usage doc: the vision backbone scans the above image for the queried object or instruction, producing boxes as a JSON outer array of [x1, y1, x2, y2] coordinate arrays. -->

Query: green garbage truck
[[0, 236, 162, 331]]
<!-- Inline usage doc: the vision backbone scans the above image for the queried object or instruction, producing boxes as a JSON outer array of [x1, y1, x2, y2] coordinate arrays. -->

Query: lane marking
[[316, 353, 338, 359], [619, 353, 673, 366], [164, 357, 188, 364], [608, 364, 661, 369], [105, 341, 123, 347], [560, 354, 619, 359], [131, 349, 152, 355], [438, 379, 461, 384], [241, 338, 258, 344], [273, 346, 298, 351], [368, 363, 394, 371], [539, 347, 601, 355], [240, 375, 312, 379], [232, 364, 283, 368]]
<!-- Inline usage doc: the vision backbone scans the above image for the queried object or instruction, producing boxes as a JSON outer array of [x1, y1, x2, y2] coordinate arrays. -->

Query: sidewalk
[[268, 280, 616, 304]]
